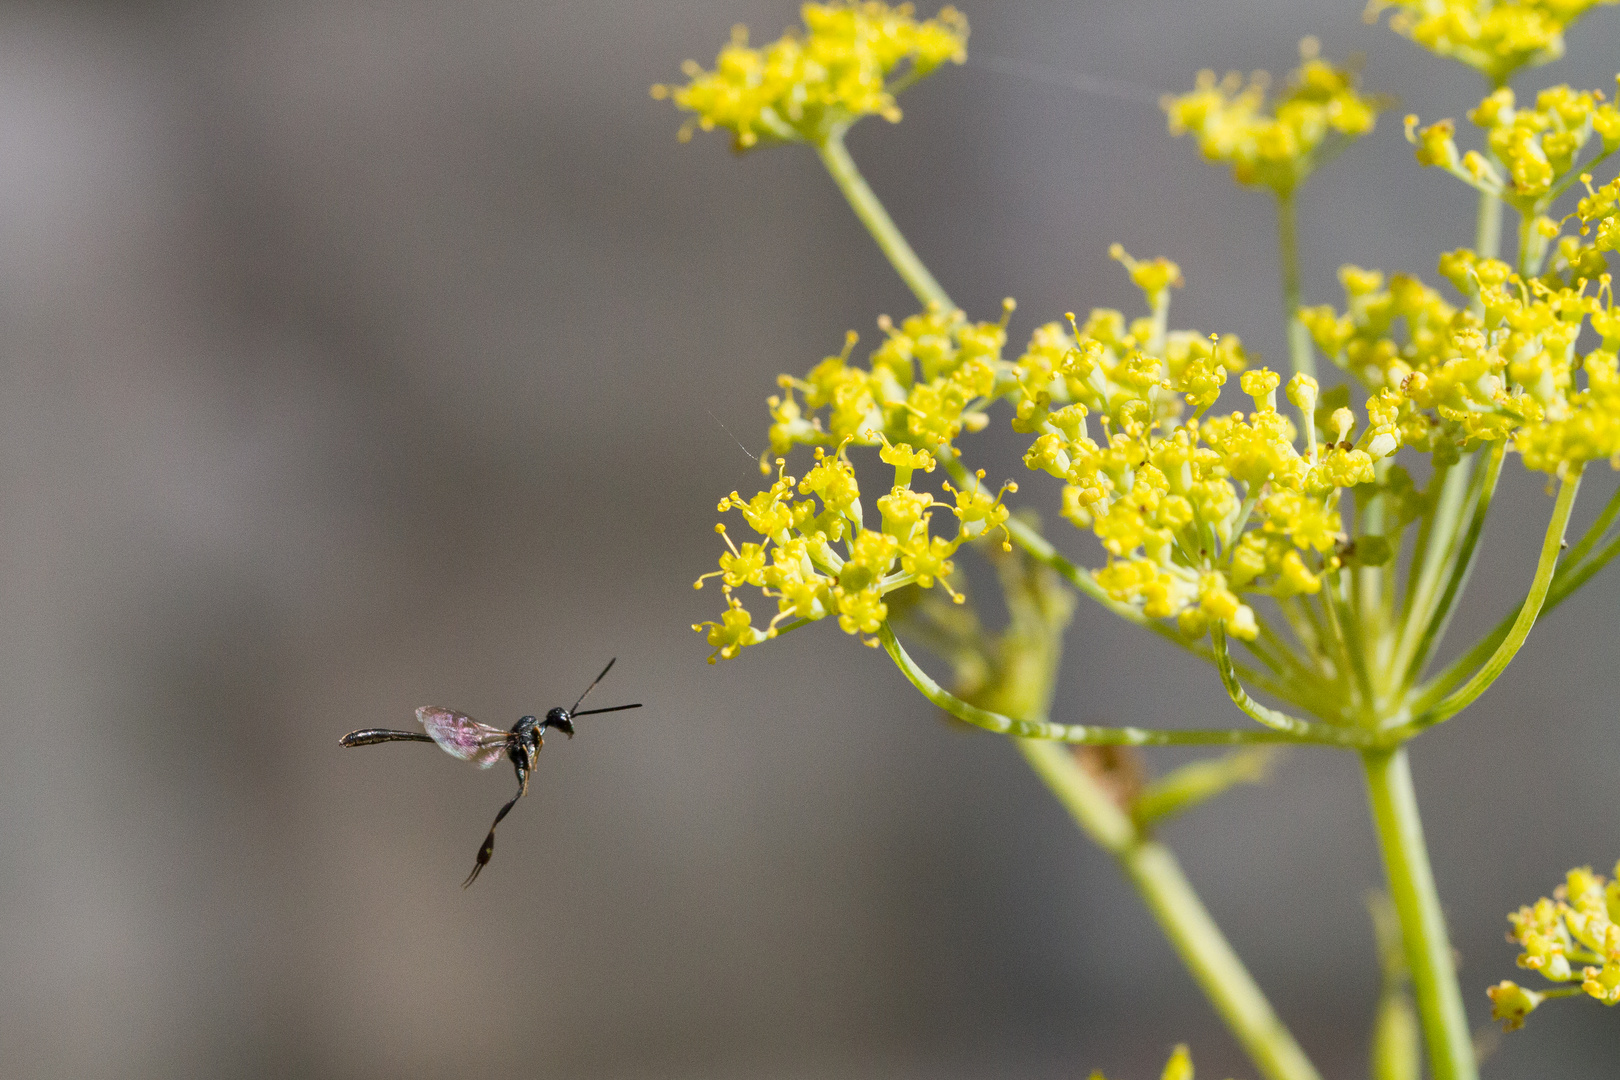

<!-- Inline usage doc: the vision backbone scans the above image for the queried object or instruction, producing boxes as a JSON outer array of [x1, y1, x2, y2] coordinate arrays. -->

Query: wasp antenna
[[571, 702, 643, 718], [569, 658, 617, 714]]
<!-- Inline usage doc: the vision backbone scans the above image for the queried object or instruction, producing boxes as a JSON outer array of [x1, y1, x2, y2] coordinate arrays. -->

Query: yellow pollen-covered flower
[[699, 303, 1030, 658], [693, 589, 768, 663], [1368, 0, 1619, 85], [1164, 39, 1384, 196], [654, 2, 969, 150], [833, 580, 888, 634], [1489, 858, 1620, 1029], [1406, 82, 1620, 229]]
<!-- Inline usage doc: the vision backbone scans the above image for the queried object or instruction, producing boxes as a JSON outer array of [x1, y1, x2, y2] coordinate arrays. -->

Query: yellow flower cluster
[[698, 246, 1450, 656], [652, 2, 968, 150], [766, 303, 1016, 459], [1368, 0, 1618, 85], [1407, 82, 1620, 225], [1303, 246, 1620, 474], [1017, 257, 1402, 641], [693, 306, 1019, 660], [1163, 39, 1383, 196], [1578, 172, 1620, 258], [1488, 860, 1620, 1030], [698, 214, 1620, 656], [1089, 1044, 1194, 1080]]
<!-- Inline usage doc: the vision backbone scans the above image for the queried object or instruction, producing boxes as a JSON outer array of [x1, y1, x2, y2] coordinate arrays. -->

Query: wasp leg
[[462, 768, 529, 888]]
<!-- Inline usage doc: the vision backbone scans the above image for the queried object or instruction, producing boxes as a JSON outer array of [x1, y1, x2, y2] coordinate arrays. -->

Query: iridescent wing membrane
[[416, 707, 512, 768]]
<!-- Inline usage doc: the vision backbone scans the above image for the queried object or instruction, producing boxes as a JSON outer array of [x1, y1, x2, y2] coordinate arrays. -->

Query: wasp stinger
[[341, 658, 642, 886]]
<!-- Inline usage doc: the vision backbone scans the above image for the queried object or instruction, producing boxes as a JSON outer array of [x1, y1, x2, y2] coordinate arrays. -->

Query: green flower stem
[[1547, 148, 1613, 204], [1516, 210, 1541, 277], [1242, 625, 1324, 697], [1362, 747, 1476, 1080], [1396, 442, 1505, 692], [1390, 466, 1583, 736], [1475, 187, 1503, 262], [1209, 629, 1378, 744], [1131, 747, 1278, 828], [1393, 452, 1481, 678], [1398, 459, 1454, 624], [814, 127, 952, 311], [1554, 529, 1620, 600], [1254, 618, 1333, 695], [1276, 596, 1329, 669], [1370, 984, 1422, 1080], [1368, 891, 1422, 1080], [1019, 738, 1323, 1080], [1561, 479, 1620, 569], [1325, 577, 1377, 717], [1352, 472, 1393, 673], [879, 624, 1376, 747], [1277, 192, 1316, 381], [1411, 482, 1620, 709]]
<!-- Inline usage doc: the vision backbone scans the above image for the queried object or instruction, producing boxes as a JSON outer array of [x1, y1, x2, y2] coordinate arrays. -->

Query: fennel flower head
[[696, 227, 1620, 669], [1368, 0, 1620, 85], [652, 2, 967, 150], [1489, 860, 1620, 1029], [1163, 38, 1384, 197]]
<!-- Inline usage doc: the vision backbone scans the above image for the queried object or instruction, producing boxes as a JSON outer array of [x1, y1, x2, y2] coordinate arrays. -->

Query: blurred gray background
[[0, 1, 1616, 1077]]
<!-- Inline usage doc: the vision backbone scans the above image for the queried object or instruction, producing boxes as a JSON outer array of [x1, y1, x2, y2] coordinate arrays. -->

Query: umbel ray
[[341, 658, 642, 886]]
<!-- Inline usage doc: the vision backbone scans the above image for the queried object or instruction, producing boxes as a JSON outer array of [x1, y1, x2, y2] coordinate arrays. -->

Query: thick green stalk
[[1021, 739, 1322, 1080], [814, 128, 951, 310], [1362, 748, 1476, 1080], [1277, 192, 1316, 380]]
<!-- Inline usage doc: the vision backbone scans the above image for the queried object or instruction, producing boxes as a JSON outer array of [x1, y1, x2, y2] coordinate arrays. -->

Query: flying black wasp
[[340, 658, 641, 886]]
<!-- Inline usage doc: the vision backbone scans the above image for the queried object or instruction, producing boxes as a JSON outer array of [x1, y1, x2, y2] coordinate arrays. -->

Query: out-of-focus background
[[1, 1, 1616, 1077]]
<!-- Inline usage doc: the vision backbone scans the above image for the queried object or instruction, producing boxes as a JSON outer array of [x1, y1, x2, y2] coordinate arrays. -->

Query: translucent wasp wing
[[416, 708, 513, 768], [339, 658, 641, 886]]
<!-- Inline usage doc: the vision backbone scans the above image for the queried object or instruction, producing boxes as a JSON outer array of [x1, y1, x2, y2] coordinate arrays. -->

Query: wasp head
[[543, 706, 575, 738]]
